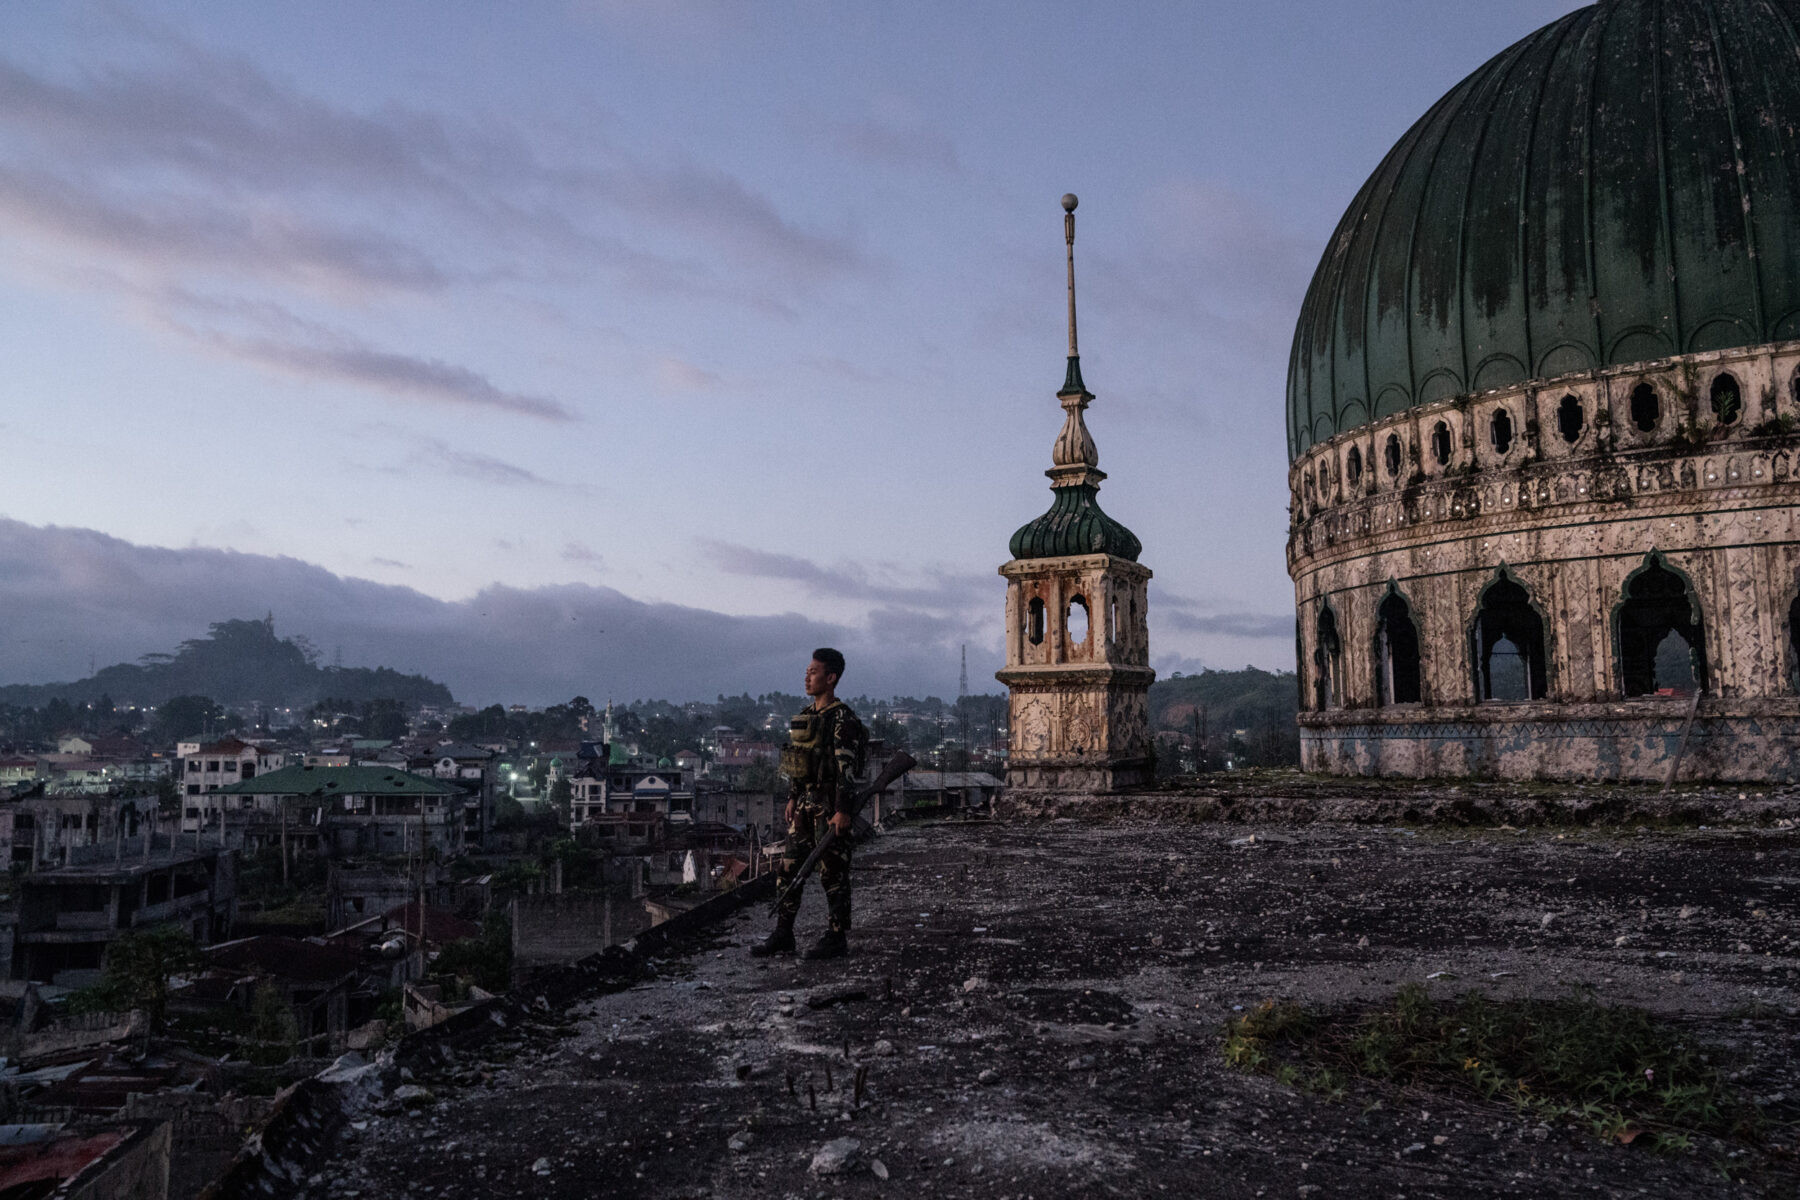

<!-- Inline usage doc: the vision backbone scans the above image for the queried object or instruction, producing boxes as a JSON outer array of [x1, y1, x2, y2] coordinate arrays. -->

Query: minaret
[[996, 194, 1154, 793]]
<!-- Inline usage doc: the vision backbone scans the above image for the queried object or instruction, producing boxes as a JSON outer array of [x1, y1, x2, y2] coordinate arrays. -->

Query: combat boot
[[802, 930, 847, 960], [749, 923, 796, 957]]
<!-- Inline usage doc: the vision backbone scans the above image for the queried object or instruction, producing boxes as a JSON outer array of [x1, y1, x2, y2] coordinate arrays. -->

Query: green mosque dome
[[1288, 0, 1800, 460]]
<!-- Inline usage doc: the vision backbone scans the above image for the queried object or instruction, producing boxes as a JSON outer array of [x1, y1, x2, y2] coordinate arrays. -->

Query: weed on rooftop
[[1224, 984, 1781, 1158]]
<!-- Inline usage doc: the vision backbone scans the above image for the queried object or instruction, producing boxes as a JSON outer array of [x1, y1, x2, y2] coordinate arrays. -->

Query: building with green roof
[[212, 764, 467, 857], [1289, 0, 1800, 781]]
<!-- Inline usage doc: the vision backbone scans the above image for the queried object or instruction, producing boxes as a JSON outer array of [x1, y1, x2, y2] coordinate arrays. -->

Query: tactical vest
[[780, 702, 865, 790]]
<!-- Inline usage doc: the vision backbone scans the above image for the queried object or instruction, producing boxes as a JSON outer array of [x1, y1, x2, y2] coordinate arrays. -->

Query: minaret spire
[[998, 191, 1154, 794], [1061, 193, 1087, 396], [1064, 193, 1079, 359], [1050, 193, 1101, 488]]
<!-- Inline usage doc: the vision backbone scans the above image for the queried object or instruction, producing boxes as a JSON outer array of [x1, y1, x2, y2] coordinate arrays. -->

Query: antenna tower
[[959, 645, 969, 698]]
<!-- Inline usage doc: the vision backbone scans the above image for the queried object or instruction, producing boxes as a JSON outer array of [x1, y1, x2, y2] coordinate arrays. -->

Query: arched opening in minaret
[[1375, 590, 1421, 706], [1027, 597, 1046, 646], [1066, 596, 1090, 650], [1313, 605, 1342, 711], [1472, 573, 1547, 702], [1616, 560, 1705, 697]]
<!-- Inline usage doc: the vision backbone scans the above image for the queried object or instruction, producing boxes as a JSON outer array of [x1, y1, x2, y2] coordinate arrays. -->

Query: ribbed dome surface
[[1288, 0, 1800, 460], [1008, 485, 1143, 562]]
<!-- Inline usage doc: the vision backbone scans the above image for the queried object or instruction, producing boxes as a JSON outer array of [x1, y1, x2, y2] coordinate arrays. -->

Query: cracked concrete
[[298, 815, 1799, 1198]]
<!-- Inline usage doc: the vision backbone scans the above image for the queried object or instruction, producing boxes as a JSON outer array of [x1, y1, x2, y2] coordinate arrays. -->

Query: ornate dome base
[[1289, 344, 1800, 783], [1301, 699, 1800, 783]]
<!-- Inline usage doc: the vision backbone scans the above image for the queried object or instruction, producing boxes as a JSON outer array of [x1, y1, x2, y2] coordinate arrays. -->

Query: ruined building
[[1288, 0, 1800, 781], [999, 194, 1154, 790]]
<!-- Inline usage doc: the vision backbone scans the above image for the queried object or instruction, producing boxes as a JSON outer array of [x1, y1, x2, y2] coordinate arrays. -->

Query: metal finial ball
[[1061, 193, 1078, 212]]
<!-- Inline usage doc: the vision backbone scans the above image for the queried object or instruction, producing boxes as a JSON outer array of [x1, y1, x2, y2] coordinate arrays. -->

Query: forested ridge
[[0, 618, 454, 709]]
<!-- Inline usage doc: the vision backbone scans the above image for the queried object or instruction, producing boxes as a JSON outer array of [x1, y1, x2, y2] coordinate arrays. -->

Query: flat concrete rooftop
[[303, 809, 1799, 1199]]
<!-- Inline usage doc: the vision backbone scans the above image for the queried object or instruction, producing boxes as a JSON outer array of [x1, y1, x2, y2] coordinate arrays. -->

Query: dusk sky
[[0, 1, 1587, 705]]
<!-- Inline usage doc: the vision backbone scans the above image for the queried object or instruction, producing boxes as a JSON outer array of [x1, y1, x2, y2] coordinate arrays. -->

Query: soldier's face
[[804, 659, 838, 697]]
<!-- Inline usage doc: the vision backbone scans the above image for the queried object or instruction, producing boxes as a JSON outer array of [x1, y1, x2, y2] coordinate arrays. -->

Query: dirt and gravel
[[299, 805, 1800, 1199]]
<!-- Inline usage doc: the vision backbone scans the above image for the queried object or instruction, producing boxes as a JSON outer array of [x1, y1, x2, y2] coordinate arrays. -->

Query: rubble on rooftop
[[217, 801, 1799, 1199]]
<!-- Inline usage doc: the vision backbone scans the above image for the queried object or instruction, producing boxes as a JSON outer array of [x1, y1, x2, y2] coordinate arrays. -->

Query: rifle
[[772, 751, 916, 911]]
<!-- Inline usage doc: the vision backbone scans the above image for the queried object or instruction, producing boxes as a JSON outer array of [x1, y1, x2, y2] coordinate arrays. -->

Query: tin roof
[[210, 764, 461, 797]]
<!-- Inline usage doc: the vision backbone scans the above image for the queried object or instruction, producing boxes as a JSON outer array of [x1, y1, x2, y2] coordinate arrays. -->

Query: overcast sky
[[0, 0, 1586, 705]]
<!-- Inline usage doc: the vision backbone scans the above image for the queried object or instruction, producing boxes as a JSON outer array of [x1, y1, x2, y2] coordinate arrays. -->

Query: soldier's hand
[[784, 799, 796, 827], [828, 812, 852, 837]]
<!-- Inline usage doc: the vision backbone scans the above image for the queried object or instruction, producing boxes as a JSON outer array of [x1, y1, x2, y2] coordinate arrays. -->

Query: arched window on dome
[[1430, 421, 1452, 467], [1384, 433, 1403, 477], [1710, 373, 1742, 426], [1346, 445, 1363, 487], [1557, 395, 1584, 443], [1313, 605, 1343, 711], [1790, 594, 1800, 695], [1375, 589, 1421, 706], [1472, 572, 1547, 702], [1490, 409, 1513, 456], [1027, 597, 1046, 647], [1295, 616, 1305, 710], [1615, 559, 1705, 698], [1630, 383, 1660, 433]]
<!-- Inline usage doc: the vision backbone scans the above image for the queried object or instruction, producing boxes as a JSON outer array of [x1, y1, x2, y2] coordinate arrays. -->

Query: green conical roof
[[1289, 0, 1800, 460], [1009, 484, 1142, 561]]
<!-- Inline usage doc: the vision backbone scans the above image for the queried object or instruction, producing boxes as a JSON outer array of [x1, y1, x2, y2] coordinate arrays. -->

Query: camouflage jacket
[[785, 699, 867, 814]]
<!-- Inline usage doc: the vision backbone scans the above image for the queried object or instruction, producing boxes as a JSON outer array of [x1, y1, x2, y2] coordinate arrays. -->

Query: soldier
[[751, 647, 867, 960]]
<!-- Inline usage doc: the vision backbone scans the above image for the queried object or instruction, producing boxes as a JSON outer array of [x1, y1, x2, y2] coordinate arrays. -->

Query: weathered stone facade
[[998, 552, 1153, 791], [999, 194, 1154, 792], [1290, 345, 1800, 781]]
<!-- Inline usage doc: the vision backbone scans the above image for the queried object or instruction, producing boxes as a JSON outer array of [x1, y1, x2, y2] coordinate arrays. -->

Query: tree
[[431, 909, 513, 993], [79, 925, 199, 1028], [153, 695, 224, 743], [250, 980, 300, 1063], [154, 773, 181, 820], [449, 704, 513, 742], [548, 776, 573, 821], [741, 762, 783, 795], [361, 699, 410, 741]]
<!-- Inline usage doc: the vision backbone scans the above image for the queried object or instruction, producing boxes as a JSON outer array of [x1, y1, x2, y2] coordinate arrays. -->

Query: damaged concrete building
[[1288, 0, 1800, 781]]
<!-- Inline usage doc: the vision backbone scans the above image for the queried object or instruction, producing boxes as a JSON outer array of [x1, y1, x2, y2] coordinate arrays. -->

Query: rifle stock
[[771, 751, 917, 911]]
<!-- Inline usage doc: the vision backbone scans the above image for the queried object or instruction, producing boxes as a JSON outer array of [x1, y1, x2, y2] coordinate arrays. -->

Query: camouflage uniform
[[775, 699, 865, 934]]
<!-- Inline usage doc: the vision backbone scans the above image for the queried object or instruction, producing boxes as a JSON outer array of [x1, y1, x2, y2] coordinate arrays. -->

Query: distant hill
[[0, 617, 455, 709], [1148, 667, 1298, 733]]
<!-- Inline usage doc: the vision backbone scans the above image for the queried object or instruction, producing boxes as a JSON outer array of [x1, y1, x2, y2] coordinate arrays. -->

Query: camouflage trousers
[[775, 798, 852, 933]]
